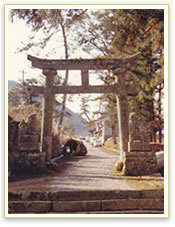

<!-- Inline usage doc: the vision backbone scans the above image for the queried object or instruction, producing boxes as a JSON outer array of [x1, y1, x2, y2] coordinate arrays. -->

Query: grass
[[113, 165, 164, 190], [127, 177, 164, 190]]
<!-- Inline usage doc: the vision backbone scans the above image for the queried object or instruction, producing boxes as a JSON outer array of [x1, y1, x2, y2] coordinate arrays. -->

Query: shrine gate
[[27, 53, 141, 164]]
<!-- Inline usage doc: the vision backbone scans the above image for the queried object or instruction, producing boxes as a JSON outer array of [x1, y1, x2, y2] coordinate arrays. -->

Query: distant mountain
[[8, 80, 88, 136], [69, 110, 88, 136], [8, 80, 19, 90]]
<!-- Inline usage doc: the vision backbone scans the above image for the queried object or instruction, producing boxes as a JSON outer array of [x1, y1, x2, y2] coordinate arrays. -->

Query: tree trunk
[[58, 22, 69, 127], [158, 83, 163, 143], [149, 89, 156, 142], [112, 125, 117, 144], [58, 93, 67, 126]]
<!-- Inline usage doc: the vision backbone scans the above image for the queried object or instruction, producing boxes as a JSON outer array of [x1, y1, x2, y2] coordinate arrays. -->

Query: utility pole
[[19, 70, 27, 105], [19, 69, 27, 82]]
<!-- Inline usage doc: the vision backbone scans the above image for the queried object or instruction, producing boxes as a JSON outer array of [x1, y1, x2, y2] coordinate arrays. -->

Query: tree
[[76, 9, 164, 142], [10, 9, 88, 126], [8, 78, 41, 106], [155, 82, 164, 143], [19, 78, 42, 105], [98, 70, 119, 144], [80, 96, 92, 122]]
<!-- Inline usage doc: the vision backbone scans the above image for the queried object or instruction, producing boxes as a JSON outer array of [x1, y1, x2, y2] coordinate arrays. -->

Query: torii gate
[[27, 53, 141, 162]]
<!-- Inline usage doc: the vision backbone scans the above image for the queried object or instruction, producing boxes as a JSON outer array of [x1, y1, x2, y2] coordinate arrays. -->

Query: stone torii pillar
[[40, 69, 57, 162], [114, 69, 129, 159]]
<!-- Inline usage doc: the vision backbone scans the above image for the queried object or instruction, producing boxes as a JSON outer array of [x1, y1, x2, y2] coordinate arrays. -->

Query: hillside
[[8, 80, 19, 90], [8, 80, 88, 136]]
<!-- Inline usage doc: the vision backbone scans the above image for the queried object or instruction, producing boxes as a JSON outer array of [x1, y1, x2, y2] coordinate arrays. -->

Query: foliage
[[8, 103, 42, 123], [8, 78, 42, 106], [80, 96, 92, 122], [8, 88, 22, 107], [76, 9, 164, 142], [18, 78, 42, 105], [111, 9, 164, 54]]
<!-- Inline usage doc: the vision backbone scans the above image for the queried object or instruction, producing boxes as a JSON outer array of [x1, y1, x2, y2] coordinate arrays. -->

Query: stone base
[[19, 134, 39, 143], [122, 151, 157, 176], [128, 141, 150, 152], [18, 142, 40, 152], [18, 134, 40, 152]]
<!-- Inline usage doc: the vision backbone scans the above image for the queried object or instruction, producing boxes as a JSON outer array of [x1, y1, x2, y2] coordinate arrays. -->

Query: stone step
[[8, 189, 164, 202], [62, 210, 164, 214], [8, 190, 164, 214], [8, 198, 164, 214], [18, 142, 40, 152], [19, 134, 39, 143]]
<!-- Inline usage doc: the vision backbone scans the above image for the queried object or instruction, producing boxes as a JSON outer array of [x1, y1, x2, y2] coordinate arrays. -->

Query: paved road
[[8, 142, 134, 192]]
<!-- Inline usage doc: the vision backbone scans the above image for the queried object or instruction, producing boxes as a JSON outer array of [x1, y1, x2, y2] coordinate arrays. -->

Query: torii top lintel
[[27, 53, 141, 71]]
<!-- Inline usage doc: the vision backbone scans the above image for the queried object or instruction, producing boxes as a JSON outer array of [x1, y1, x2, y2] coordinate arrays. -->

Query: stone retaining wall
[[9, 152, 46, 175]]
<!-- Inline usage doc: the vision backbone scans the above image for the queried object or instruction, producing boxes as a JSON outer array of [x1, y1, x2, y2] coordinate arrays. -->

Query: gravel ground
[[8, 142, 135, 192]]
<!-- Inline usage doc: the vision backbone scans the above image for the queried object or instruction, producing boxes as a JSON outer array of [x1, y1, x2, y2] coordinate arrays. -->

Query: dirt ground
[[113, 174, 164, 190]]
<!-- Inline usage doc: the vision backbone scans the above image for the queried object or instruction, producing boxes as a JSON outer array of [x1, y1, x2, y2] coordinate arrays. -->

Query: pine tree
[[76, 9, 164, 142]]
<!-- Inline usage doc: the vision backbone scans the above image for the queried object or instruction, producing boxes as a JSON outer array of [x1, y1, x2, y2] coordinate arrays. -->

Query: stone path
[[8, 143, 134, 192], [8, 143, 164, 214]]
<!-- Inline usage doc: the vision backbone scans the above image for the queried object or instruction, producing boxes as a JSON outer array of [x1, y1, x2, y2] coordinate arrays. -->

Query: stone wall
[[8, 116, 19, 153], [8, 114, 62, 176], [9, 152, 46, 175], [8, 114, 46, 176]]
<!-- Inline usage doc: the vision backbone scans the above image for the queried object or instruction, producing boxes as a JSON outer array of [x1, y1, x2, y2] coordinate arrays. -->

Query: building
[[94, 117, 118, 145]]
